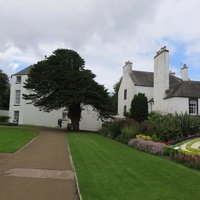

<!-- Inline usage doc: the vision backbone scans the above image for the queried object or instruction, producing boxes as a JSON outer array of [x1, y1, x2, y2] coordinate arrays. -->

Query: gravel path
[[0, 128, 78, 200]]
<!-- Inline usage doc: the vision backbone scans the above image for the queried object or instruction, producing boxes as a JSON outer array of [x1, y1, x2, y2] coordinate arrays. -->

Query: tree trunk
[[68, 103, 81, 132], [71, 117, 80, 131]]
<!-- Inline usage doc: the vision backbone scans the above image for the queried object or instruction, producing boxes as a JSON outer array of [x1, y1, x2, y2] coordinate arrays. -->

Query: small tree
[[130, 93, 148, 123]]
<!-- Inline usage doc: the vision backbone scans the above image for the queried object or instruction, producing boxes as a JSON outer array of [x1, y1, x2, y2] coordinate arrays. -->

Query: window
[[123, 105, 127, 115], [124, 89, 127, 100], [189, 98, 198, 115], [14, 111, 19, 122], [16, 76, 22, 84], [15, 90, 21, 105]]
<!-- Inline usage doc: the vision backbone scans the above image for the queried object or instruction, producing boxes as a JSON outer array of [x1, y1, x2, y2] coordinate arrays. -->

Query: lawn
[[0, 126, 38, 153], [67, 133, 200, 200]]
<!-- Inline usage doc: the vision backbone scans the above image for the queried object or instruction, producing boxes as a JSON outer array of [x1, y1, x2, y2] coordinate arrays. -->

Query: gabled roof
[[130, 71, 153, 87], [166, 81, 200, 98], [13, 65, 33, 76], [130, 70, 182, 87]]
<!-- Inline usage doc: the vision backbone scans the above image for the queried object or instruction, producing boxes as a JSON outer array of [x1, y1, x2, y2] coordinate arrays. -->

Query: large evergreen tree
[[129, 93, 148, 123], [109, 78, 121, 114], [23, 49, 111, 131], [0, 70, 10, 109]]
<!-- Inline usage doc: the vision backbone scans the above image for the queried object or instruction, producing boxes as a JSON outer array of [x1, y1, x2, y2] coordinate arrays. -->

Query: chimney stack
[[181, 64, 188, 81], [123, 61, 132, 75], [153, 46, 169, 111]]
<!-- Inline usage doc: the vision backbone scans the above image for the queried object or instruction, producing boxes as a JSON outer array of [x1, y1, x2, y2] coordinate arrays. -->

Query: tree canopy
[[23, 49, 111, 130], [0, 70, 10, 109], [129, 93, 148, 123]]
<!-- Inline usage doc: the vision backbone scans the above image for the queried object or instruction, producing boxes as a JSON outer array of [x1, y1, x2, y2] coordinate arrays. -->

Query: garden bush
[[128, 138, 166, 155], [136, 134, 152, 141], [115, 125, 139, 144], [0, 116, 9, 123], [148, 112, 200, 142], [98, 126, 110, 137], [98, 121, 125, 139]]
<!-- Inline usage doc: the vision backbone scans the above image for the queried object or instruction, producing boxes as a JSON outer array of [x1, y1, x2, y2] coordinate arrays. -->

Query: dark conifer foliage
[[130, 93, 148, 123], [23, 49, 111, 131], [0, 70, 10, 109]]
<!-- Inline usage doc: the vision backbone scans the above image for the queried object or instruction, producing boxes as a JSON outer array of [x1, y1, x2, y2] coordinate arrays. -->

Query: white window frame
[[15, 90, 21, 105], [189, 98, 198, 115], [14, 111, 19, 122], [16, 76, 22, 84]]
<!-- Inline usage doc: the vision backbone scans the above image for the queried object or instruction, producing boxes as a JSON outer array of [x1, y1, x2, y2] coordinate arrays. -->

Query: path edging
[[66, 134, 83, 200], [14, 136, 39, 155]]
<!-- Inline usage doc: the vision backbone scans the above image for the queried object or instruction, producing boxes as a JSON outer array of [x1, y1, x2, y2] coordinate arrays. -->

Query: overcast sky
[[0, 0, 200, 92]]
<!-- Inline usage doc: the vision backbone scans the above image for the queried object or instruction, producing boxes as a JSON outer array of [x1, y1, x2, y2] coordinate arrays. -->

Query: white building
[[9, 66, 103, 131], [118, 46, 200, 117]]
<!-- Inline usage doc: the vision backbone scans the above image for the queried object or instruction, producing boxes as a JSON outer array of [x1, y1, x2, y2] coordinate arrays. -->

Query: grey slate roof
[[130, 71, 153, 87], [130, 70, 200, 98], [14, 65, 33, 75], [165, 81, 200, 98], [130, 70, 182, 87]]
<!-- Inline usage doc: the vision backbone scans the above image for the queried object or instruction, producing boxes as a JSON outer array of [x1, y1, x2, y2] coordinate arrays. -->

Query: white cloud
[[0, 0, 200, 90]]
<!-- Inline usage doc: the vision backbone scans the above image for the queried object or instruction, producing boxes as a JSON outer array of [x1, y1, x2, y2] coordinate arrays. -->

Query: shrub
[[151, 134, 161, 142], [136, 134, 152, 141], [148, 112, 200, 142], [128, 138, 166, 155], [129, 93, 148, 123], [99, 121, 125, 139], [174, 113, 200, 137], [163, 146, 177, 156], [98, 127, 110, 137], [0, 116, 9, 123], [115, 124, 140, 144]]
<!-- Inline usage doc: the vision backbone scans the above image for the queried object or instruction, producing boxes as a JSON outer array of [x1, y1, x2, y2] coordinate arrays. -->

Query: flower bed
[[128, 138, 166, 155]]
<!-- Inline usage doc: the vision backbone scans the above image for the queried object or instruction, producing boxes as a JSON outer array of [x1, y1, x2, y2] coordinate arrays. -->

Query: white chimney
[[123, 61, 132, 75], [181, 64, 188, 81], [153, 46, 169, 111]]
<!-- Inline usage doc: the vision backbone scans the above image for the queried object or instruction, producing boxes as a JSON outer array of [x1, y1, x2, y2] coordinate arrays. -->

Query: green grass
[[174, 137, 200, 155], [67, 133, 200, 200], [0, 126, 38, 153]]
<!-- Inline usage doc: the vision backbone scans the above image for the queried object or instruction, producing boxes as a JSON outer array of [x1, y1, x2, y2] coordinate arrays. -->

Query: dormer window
[[16, 76, 22, 84]]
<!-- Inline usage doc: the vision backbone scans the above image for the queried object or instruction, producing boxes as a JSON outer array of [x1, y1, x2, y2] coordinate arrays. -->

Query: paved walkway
[[0, 128, 79, 200]]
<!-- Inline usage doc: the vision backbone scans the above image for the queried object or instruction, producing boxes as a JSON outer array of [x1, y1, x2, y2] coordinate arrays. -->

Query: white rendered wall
[[118, 73, 135, 117], [80, 105, 103, 131], [9, 74, 103, 130], [118, 74, 153, 116], [161, 97, 189, 115]]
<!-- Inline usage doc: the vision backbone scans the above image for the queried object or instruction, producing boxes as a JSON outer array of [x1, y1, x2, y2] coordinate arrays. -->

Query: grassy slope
[[0, 126, 38, 153], [67, 133, 200, 200]]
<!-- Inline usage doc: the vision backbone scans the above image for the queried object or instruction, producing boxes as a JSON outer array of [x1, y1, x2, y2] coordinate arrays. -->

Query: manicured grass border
[[186, 138, 200, 154], [0, 126, 38, 153], [174, 137, 200, 155], [67, 133, 200, 200]]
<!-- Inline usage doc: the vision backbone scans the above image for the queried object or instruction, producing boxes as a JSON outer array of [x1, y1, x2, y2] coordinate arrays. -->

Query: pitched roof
[[13, 65, 33, 76], [130, 70, 182, 87], [129, 70, 200, 98], [130, 71, 153, 87], [166, 81, 200, 98]]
